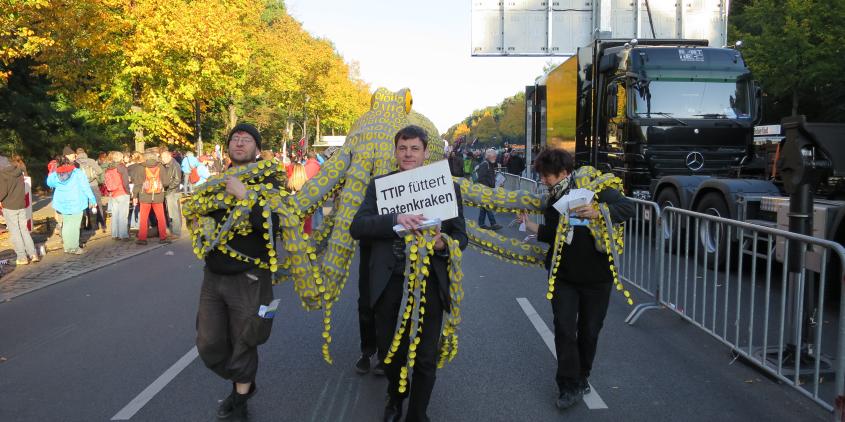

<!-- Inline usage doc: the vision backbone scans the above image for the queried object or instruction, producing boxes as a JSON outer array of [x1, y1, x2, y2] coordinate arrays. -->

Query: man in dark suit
[[350, 125, 467, 422]]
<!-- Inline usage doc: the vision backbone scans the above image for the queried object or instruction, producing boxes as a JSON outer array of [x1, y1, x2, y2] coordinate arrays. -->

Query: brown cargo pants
[[196, 267, 274, 384]]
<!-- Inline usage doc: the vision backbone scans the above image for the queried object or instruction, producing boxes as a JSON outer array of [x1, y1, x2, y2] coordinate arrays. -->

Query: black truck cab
[[530, 39, 761, 199]]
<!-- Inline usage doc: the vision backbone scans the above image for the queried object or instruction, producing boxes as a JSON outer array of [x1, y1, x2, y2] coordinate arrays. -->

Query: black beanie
[[62, 146, 74, 156], [228, 123, 262, 150]]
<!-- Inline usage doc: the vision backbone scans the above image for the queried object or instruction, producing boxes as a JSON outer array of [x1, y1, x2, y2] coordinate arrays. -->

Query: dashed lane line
[[111, 346, 199, 420]]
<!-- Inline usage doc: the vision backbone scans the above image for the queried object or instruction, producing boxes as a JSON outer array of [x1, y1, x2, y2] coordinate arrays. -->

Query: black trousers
[[196, 267, 274, 384], [550, 280, 612, 392], [375, 272, 444, 422], [358, 245, 377, 357]]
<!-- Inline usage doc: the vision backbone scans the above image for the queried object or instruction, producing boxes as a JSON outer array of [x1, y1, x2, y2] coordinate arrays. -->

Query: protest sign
[[375, 160, 458, 221]]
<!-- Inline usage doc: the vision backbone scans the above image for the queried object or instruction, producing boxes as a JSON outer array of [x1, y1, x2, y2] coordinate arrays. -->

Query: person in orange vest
[[131, 151, 170, 245]]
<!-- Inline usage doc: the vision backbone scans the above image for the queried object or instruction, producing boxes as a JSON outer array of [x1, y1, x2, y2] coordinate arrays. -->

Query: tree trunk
[[792, 88, 799, 116], [132, 79, 144, 152], [303, 115, 308, 154], [316, 115, 321, 146], [227, 103, 238, 133], [195, 98, 203, 156]]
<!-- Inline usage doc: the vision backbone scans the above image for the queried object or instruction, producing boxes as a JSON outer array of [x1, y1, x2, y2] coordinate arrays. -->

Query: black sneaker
[[579, 378, 591, 395], [479, 224, 490, 230], [489, 224, 503, 231], [355, 354, 372, 374], [217, 383, 256, 419], [555, 387, 583, 410], [372, 361, 386, 376]]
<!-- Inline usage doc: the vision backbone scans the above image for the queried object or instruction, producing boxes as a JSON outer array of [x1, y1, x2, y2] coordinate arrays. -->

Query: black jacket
[[162, 160, 182, 193], [506, 155, 525, 176], [0, 166, 25, 210], [537, 187, 634, 284], [350, 173, 468, 310], [476, 160, 496, 188], [205, 175, 282, 275]]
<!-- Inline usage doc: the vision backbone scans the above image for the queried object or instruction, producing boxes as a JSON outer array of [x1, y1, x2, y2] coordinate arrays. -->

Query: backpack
[[81, 162, 99, 183], [142, 166, 163, 196], [188, 166, 200, 184], [104, 168, 123, 193]]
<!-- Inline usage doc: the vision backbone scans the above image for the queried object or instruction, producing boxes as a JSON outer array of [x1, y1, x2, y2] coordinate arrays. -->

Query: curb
[[0, 242, 169, 303]]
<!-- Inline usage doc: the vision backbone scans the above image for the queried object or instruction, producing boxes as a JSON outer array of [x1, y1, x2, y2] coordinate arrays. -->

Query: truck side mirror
[[753, 81, 763, 124]]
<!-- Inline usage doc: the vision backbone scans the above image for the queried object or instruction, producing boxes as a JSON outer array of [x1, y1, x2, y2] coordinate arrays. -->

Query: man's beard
[[230, 150, 256, 166]]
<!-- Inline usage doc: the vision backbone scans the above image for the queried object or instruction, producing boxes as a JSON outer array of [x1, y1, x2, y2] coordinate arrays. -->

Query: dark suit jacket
[[350, 172, 468, 311]]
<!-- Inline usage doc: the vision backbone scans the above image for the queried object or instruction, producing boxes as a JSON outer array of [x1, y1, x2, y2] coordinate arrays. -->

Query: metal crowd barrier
[[643, 206, 845, 413], [618, 199, 662, 302], [493, 175, 845, 413]]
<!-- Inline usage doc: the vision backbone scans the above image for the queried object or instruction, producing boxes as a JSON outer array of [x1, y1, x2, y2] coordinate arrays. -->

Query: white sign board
[[375, 160, 458, 221], [552, 188, 595, 213], [471, 0, 728, 56]]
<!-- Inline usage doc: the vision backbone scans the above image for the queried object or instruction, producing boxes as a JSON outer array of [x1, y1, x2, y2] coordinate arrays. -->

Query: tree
[[471, 112, 498, 146], [497, 93, 525, 144], [0, 0, 53, 86], [732, 0, 845, 119]]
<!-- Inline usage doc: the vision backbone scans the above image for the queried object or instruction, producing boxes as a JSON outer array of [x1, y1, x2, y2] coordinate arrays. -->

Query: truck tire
[[694, 192, 730, 268], [656, 188, 683, 253]]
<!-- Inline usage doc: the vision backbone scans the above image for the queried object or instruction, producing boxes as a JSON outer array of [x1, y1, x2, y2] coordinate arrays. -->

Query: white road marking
[[516, 297, 608, 410], [111, 346, 199, 420]]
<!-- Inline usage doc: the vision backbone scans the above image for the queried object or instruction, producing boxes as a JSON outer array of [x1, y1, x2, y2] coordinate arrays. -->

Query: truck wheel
[[656, 188, 683, 253], [695, 192, 730, 268]]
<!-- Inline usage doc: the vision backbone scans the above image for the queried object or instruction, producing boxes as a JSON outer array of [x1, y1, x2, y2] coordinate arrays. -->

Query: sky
[[285, 0, 555, 134]]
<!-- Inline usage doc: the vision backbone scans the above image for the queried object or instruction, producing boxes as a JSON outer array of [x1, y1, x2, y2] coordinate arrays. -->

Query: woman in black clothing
[[518, 149, 634, 410]]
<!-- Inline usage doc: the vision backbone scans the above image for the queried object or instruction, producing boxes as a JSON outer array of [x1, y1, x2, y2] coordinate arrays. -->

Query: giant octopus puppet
[[183, 88, 631, 375]]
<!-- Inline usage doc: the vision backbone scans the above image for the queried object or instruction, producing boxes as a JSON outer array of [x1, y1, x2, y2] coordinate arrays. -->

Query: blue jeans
[[4, 208, 36, 261], [478, 208, 497, 227], [165, 191, 182, 237], [110, 194, 130, 239]]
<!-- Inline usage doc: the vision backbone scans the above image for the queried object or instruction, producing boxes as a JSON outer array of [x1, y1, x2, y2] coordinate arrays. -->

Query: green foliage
[[1, 0, 370, 160], [446, 91, 525, 148], [732, 0, 845, 121], [0, 59, 126, 186]]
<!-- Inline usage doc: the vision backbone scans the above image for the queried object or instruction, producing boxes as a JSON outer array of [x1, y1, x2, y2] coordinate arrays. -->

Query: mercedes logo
[[686, 151, 704, 171]]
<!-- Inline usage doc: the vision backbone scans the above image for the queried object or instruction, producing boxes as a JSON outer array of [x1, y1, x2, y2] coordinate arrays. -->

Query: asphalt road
[[0, 213, 833, 421]]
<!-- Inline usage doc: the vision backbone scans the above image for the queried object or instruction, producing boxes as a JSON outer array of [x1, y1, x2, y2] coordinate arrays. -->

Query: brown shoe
[[136, 239, 148, 245]]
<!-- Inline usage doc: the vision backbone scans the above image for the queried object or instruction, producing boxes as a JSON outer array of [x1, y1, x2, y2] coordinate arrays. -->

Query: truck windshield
[[633, 79, 751, 119]]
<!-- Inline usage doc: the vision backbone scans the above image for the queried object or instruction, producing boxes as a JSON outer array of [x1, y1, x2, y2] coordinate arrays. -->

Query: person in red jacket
[[303, 151, 321, 179]]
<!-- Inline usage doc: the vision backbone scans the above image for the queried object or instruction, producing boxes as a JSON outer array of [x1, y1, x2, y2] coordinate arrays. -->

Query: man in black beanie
[[195, 123, 278, 421]]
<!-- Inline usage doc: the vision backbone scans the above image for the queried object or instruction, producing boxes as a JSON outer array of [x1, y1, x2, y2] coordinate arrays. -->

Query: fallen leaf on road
[[165, 251, 175, 256]]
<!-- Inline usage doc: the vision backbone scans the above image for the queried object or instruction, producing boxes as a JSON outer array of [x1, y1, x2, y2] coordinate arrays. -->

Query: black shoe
[[383, 397, 403, 422], [489, 224, 503, 230], [555, 387, 583, 410], [479, 224, 490, 230], [372, 361, 386, 376], [355, 354, 372, 374], [579, 378, 591, 395], [217, 383, 256, 419]]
